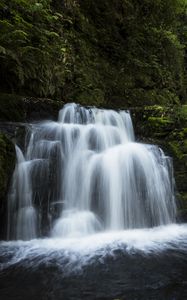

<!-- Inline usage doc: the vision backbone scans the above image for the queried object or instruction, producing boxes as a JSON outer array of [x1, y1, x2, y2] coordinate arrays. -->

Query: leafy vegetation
[[0, 0, 74, 98], [0, 0, 187, 106]]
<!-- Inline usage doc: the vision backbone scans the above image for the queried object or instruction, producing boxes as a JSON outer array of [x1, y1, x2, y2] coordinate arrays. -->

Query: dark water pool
[[1, 225, 187, 300]]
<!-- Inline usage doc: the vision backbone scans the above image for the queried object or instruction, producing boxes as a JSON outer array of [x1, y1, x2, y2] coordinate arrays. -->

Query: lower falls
[[1, 103, 187, 300]]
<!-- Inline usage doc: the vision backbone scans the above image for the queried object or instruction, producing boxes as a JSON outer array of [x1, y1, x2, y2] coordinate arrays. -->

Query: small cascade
[[7, 146, 37, 240], [7, 103, 176, 240]]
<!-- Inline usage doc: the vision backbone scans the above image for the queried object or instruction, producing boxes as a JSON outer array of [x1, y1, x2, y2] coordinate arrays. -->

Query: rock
[[0, 93, 63, 122], [0, 133, 15, 238]]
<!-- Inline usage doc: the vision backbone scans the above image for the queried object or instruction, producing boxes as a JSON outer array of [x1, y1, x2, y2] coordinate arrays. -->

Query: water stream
[[1, 103, 187, 300]]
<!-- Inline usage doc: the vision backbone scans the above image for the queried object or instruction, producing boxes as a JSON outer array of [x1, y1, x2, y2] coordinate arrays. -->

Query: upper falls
[[7, 103, 176, 240]]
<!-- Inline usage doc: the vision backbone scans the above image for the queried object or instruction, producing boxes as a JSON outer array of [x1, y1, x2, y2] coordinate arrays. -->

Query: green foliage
[[0, 0, 187, 106], [77, 0, 186, 106], [0, 0, 74, 97]]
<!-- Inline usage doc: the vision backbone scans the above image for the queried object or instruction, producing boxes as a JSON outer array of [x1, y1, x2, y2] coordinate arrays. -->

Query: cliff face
[[0, 132, 15, 237]]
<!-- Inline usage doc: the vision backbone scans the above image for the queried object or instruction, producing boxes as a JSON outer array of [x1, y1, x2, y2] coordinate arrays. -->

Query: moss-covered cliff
[[0, 0, 187, 107]]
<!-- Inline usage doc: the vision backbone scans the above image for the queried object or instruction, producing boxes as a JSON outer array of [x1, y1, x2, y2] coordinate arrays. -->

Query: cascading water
[[7, 103, 176, 240], [2, 103, 187, 300], [7, 145, 37, 240]]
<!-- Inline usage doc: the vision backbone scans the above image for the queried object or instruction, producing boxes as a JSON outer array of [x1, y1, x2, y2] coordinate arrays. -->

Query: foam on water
[[1, 224, 187, 274]]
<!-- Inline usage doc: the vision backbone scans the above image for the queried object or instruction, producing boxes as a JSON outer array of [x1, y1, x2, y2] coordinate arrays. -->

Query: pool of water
[[1, 224, 187, 300]]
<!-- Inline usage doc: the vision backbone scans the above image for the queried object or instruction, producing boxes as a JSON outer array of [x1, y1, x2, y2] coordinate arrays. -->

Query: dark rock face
[[0, 93, 63, 122], [0, 133, 15, 238]]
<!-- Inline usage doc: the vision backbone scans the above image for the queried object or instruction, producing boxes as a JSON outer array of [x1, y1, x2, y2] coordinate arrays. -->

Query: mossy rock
[[131, 105, 175, 138], [180, 193, 187, 206], [168, 140, 187, 159], [177, 105, 187, 122], [146, 116, 174, 137], [169, 127, 187, 140], [177, 193, 187, 221]]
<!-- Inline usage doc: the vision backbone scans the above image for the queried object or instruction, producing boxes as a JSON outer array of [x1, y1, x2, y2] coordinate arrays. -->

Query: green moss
[[144, 105, 165, 112], [148, 116, 172, 126], [181, 105, 187, 119], [178, 193, 187, 214], [131, 105, 186, 217], [169, 128, 187, 140], [173, 105, 187, 127], [145, 116, 174, 137], [181, 193, 187, 202], [74, 89, 105, 107], [168, 140, 184, 159]]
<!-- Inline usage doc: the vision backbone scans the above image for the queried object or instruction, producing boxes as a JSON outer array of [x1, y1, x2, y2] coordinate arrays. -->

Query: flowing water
[[0, 103, 187, 300]]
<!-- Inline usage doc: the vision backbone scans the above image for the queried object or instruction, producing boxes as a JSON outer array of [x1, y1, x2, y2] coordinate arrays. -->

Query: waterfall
[[7, 146, 37, 240], [7, 103, 176, 240]]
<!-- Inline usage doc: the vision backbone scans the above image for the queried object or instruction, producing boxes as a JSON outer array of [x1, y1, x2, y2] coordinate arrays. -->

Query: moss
[[148, 116, 173, 126], [180, 193, 187, 204], [183, 139, 187, 153], [75, 89, 105, 107], [177, 193, 187, 220], [168, 136, 187, 159], [169, 128, 187, 140], [173, 105, 187, 127], [131, 104, 187, 142], [168, 141, 183, 159], [180, 105, 187, 119], [131, 104, 187, 220], [144, 105, 165, 112], [145, 116, 174, 137]]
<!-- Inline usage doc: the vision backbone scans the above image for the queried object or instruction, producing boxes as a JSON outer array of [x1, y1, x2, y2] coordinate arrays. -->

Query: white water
[[7, 103, 176, 241], [2, 224, 187, 273], [7, 146, 37, 240]]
